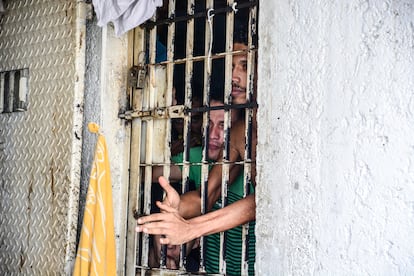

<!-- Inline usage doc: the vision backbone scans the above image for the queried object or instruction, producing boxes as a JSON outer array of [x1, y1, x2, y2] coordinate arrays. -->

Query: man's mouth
[[209, 143, 221, 150], [232, 85, 246, 96]]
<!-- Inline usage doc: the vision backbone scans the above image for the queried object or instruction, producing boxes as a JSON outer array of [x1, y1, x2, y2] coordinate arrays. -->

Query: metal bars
[[240, 3, 258, 275], [0, 69, 29, 113], [128, 1, 258, 275], [199, 0, 215, 272]]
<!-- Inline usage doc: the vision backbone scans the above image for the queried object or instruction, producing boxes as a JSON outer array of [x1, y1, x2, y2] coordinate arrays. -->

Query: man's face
[[231, 43, 248, 105], [208, 100, 225, 161]]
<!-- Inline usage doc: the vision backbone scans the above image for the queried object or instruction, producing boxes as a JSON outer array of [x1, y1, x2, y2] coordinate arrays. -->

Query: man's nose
[[209, 125, 219, 139], [232, 67, 240, 84]]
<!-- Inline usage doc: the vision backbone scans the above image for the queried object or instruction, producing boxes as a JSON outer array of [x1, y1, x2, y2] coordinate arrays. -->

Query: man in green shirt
[[141, 23, 257, 275], [151, 97, 255, 274]]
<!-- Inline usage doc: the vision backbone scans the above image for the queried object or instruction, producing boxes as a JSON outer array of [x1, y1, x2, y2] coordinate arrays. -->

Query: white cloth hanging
[[91, 0, 163, 36]]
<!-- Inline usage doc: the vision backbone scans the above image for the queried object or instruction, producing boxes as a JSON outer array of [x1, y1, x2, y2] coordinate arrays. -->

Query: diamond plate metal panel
[[0, 0, 84, 274]]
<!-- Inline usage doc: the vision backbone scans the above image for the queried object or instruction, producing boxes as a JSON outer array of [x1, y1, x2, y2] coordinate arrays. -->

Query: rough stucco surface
[[256, 1, 414, 275]]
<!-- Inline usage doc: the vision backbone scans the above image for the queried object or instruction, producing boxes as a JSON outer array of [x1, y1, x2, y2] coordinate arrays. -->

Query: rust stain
[[27, 178, 33, 203], [50, 164, 55, 198], [19, 249, 25, 271], [25, 178, 32, 272], [79, 31, 83, 48]]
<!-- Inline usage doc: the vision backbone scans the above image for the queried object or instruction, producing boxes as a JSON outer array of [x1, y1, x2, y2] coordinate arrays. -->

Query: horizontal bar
[[119, 102, 258, 120], [141, 1, 258, 29]]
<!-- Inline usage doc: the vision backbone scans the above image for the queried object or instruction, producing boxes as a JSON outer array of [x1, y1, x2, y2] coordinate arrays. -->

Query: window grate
[[127, 1, 258, 275], [0, 68, 29, 114]]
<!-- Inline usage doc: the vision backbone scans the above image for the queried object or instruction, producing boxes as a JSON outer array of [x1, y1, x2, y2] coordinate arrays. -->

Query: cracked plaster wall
[[256, 0, 414, 275]]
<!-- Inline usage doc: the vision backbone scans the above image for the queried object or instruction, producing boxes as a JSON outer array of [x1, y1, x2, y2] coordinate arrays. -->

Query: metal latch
[[118, 105, 186, 120], [128, 64, 146, 89]]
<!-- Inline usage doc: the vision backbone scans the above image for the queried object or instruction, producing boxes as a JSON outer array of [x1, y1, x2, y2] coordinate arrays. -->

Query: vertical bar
[[241, 2, 258, 275], [17, 69, 29, 111], [219, 1, 235, 274], [179, 0, 195, 270], [166, 0, 176, 105], [12, 70, 20, 112], [162, 0, 175, 179], [140, 13, 159, 272], [165, 0, 176, 160], [0, 72, 5, 113], [199, 0, 215, 272], [158, 0, 176, 270], [125, 27, 145, 276]]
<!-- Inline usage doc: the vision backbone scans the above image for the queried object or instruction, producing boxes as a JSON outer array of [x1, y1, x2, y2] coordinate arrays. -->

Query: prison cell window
[[127, 1, 258, 275]]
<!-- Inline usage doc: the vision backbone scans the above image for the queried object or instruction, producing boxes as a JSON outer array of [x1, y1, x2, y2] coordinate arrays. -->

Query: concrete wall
[[81, 19, 131, 274], [256, 0, 414, 275]]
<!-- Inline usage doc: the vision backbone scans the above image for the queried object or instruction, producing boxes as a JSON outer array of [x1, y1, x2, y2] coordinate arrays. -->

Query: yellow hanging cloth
[[73, 123, 116, 276]]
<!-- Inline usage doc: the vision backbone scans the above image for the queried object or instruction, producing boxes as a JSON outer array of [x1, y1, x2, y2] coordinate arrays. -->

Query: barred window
[[124, 1, 258, 275], [0, 69, 29, 113]]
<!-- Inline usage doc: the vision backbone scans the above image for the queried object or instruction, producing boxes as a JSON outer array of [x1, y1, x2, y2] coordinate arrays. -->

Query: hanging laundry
[[73, 123, 116, 276], [91, 0, 163, 36], [0, 0, 5, 13]]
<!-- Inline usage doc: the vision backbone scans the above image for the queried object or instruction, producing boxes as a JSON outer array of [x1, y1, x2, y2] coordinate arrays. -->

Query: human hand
[[158, 176, 180, 212], [136, 212, 195, 245]]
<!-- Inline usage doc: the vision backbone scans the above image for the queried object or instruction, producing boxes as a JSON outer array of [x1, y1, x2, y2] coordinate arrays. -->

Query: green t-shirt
[[171, 147, 256, 275], [204, 172, 256, 276], [171, 146, 203, 188]]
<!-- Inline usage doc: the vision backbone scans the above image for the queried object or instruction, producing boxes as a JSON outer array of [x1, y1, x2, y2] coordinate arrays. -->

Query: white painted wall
[[256, 0, 414, 275], [82, 20, 130, 274]]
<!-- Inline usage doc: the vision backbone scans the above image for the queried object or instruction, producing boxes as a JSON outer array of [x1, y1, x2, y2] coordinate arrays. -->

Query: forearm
[[179, 159, 242, 217], [136, 192, 255, 245], [187, 194, 255, 238]]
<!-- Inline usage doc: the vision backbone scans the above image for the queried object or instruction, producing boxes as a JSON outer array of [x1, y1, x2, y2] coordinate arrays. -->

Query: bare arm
[[177, 149, 242, 218], [137, 194, 255, 245], [187, 193, 255, 237]]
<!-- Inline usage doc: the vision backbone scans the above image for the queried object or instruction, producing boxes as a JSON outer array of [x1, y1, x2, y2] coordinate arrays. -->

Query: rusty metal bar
[[149, 48, 250, 66], [138, 12, 160, 272], [241, 2, 258, 275], [125, 26, 146, 276], [199, 0, 215, 272], [141, 1, 258, 28], [157, 0, 176, 270], [218, 1, 236, 274], [178, 0, 196, 271], [119, 102, 258, 120]]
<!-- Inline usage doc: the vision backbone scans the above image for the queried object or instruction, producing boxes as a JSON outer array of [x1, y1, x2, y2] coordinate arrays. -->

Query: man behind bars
[[150, 96, 239, 271], [138, 23, 257, 275]]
